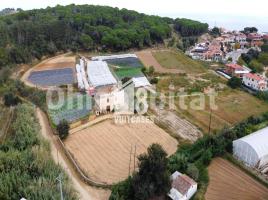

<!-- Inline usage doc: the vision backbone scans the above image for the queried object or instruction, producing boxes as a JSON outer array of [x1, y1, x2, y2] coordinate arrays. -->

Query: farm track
[[205, 158, 268, 200], [36, 108, 110, 200]]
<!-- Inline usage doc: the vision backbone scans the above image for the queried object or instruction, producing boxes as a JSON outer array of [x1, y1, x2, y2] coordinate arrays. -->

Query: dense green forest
[[0, 4, 208, 69], [0, 104, 77, 200]]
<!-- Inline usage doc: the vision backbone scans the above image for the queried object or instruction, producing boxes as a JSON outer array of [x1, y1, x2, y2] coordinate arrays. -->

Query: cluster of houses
[[188, 29, 268, 62], [223, 63, 267, 91]]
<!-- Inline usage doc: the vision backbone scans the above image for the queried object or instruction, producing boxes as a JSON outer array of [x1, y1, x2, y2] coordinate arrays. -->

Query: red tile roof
[[244, 73, 264, 81], [226, 64, 244, 70], [172, 175, 197, 195]]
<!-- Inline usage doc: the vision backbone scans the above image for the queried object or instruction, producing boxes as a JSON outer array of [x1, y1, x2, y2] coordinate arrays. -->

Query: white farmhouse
[[168, 171, 197, 200], [242, 73, 267, 91]]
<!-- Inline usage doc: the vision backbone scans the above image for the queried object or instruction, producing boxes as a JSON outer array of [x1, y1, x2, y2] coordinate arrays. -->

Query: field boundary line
[[57, 137, 112, 188], [70, 114, 114, 134]]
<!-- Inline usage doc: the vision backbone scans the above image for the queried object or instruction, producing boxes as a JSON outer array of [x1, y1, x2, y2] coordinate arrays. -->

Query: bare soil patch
[[205, 158, 268, 200], [136, 50, 182, 74], [64, 119, 178, 185]]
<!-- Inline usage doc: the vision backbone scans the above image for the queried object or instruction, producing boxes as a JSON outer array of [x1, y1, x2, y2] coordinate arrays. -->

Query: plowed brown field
[[64, 119, 178, 185], [205, 158, 268, 200]]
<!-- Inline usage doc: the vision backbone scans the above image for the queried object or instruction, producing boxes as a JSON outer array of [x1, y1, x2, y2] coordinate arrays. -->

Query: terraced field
[[205, 158, 268, 200], [64, 119, 178, 184]]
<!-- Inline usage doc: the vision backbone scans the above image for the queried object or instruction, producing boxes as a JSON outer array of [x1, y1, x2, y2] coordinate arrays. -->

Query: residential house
[[168, 171, 197, 200], [225, 64, 250, 78], [242, 73, 267, 91], [247, 33, 264, 47]]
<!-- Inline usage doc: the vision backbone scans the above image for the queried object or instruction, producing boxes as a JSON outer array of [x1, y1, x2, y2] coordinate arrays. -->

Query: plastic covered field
[[28, 68, 74, 86], [48, 94, 92, 125]]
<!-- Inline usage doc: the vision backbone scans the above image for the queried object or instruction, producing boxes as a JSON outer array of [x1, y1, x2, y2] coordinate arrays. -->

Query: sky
[[1, 0, 268, 32]]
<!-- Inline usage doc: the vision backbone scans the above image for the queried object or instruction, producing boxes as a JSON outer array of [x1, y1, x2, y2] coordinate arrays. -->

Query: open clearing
[[34, 55, 75, 71], [176, 89, 268, 133], [136, 50, 182, 74], [205, 158, 268, 200], [153, 50, 207, 74], [64, 119, 178, 185]]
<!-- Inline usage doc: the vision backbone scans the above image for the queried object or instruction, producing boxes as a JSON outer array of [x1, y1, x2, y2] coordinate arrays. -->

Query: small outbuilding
[[168, 171, 197, 200]]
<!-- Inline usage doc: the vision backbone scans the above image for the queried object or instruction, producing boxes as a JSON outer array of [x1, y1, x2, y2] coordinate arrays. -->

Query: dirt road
[[36, 108, 110, 200]]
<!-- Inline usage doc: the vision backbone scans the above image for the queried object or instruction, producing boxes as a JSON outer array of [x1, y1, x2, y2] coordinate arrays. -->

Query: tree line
[[0, 4, 210, 69], [0, 4, 172, 69]]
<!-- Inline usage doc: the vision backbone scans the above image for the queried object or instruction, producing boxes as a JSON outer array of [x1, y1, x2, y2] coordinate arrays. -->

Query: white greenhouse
[[233, 127, 268, 169], [87, 61, 117, 88]]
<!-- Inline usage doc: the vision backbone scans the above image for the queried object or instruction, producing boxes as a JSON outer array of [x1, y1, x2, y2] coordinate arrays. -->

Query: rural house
[[225, 63, 250, 78], [168, 171, 197, 200], [242, 73, 267, 91]]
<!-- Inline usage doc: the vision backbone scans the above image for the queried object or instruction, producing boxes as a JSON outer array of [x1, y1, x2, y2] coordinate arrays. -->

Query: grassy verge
[[153, 50, 206, 74]]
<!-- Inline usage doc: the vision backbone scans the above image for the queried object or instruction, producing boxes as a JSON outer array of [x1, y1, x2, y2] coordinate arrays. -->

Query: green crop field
[[153, 50, 207, 74], [114, 67, 143, 80]]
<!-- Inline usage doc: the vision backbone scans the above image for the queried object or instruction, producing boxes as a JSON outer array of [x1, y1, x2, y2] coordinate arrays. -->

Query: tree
[[227, 77, 242, 89], [57, 119, 70, 140], [3, 92, 21, 107], [79, 34, 93, 50], [249, 59, 264, 73], [148, 66, 155, 75], [243, 27, 258, 34], [186, 164, 199, 181], [130, 144, 170, 200], [210, 27, 221, 37]]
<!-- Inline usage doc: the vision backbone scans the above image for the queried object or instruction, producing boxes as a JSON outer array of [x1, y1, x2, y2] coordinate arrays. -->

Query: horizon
[[1, 0, 268, 32]]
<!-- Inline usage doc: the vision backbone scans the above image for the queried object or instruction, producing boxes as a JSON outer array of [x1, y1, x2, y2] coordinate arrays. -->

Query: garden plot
[[28, 68, 74, 87], [64, 119, 178, 184], [48, 93, 92, 125], [154, 108, 202, 142], [113, 67, 144, 80]]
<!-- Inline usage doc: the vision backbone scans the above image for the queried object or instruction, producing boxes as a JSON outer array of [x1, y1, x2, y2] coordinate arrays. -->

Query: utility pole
[[208, 109, 212, 135], [56, 175, 64, 200], [133, 144, 137, 171], [128, 145, 133, 176]]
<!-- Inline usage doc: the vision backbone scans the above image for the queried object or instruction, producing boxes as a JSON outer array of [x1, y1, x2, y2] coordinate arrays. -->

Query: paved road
[[226, 49, 249, 63]]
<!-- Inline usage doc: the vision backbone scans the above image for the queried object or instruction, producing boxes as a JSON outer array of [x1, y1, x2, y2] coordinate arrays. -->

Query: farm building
[[233, 127, 268, 171], [87, 61, 117, 88], [168, 171, 197, 200], [132, 77, 151, 88]]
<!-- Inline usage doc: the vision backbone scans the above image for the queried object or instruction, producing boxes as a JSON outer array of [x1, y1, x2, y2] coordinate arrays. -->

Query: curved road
[[36, 108, 106, 200]]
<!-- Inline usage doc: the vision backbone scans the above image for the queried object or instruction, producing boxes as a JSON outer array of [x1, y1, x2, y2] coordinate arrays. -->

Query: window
[[107, 98, 109, 103]]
